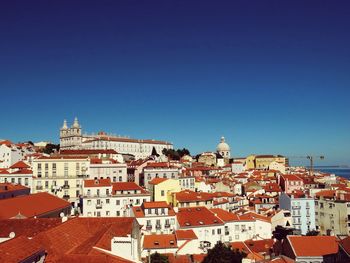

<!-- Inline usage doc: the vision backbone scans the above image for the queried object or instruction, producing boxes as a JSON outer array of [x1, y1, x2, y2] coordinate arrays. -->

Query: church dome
[[216, 136, 230, 152]]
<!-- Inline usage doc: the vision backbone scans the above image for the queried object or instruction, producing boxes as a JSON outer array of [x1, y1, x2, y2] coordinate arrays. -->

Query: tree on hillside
[[202, 241, 246, 263], [42, 143, 60, 154], [162, 148, 191, 160]]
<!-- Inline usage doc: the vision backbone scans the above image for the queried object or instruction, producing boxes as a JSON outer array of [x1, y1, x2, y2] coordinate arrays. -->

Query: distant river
[[315, 167, 350, 179]]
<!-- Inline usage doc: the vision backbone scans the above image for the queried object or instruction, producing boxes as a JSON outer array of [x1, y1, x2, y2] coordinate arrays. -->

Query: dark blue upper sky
[[0, 1, 349, 165]]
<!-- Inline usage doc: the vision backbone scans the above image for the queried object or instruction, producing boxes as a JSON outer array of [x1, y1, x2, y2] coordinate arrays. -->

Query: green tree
[[150, 252, 169, 263], [272, 225, 294, 241], [162, 148, 190, 160], [42, 143, 60, 154], [203, 242, 246, 263]]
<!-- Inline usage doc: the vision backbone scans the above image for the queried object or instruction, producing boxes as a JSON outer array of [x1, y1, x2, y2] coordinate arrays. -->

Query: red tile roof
[[149, 177, 169, 185], [0, 217, 136, 262], [210, 208, 240, 222], [10, 168, 33, 175], [143, 234, 178, 249], [112, 182, 147, 194], [0, 192, 71, 219], [0, 183, 30, 194], [281, 174, 303, 181], [60, 149, 118, 155], [175, 190, 213, 203], [177, 207, 224, 227], [287, 236, 338, 257], [142, 201, 169, 209], [175, 230, 198, 240], [0, 218, 62, 238], [84, 178, 111, 188], [9, 161, 30, 169]]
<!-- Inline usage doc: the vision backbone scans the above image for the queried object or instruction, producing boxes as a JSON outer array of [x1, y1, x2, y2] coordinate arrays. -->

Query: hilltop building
[[59, 118, 173, 159]]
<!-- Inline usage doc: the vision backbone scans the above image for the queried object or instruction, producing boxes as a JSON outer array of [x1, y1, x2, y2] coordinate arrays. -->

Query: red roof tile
[[0, 192, 71, 219], [143, 234, 178, 249], [9, 161, 30, 169], [149, 177, 168, 185], [175, 230, 198, 240], [84, 178, 111, 188], [287, 236, 338, 257], [112, 182, 147, 194], [177, 207, 224, 227]]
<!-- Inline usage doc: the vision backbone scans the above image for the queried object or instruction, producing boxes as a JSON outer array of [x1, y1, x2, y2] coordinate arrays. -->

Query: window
[[116, 211, 120, 216], [106, 211, 110, 216], [116, 200, 120, 205], [87, 200, 91, 205], [161, 190, 165, 196], [106, 199, 110, 204], [217, 229, 221, 235], [25, 178, 28, 186], [64, 163, 68, 177]]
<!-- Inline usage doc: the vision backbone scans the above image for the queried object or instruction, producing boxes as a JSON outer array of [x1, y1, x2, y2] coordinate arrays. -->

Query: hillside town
[[0, 119, 349, 263]]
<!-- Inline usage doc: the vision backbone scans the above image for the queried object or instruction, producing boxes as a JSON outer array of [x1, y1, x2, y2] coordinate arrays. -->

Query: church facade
[[59, 118, 173, 159]]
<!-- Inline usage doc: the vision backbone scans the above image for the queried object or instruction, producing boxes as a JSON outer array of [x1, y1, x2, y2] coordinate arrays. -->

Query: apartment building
[[82, 179, 151, 217], [32, 156, 90, 202]]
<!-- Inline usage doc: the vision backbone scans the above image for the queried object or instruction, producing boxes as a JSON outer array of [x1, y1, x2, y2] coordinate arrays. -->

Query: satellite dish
[[60, 212, 64, 218], [9, 232, 15, 238]]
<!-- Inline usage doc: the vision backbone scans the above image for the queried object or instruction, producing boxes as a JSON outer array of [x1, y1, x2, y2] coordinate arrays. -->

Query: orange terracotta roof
[[175, 190, 213, 203], [112, 182, 147, 194], [315, 190, 336, 198], [60, 149, 118, 155], [0, 183, 30, 194], [142, 201, 169, 209], [210, 208, 240, 222], [287, 236, 338, 257], [177, 207, 224, 227], [0, 218, 62, 238], [38, 155, 88, 160], [175, 230, 198, 240], [10, 168, 33, 175], [281, 174, 303, 181], [0, 192, 71, 219], [143, 234, 178, 249], [149, 177, 168, 185], [84, 178, 111, 188], [239, 212, 271, 223], [9, 161, 30, 169], [0, 217, 135, 262]]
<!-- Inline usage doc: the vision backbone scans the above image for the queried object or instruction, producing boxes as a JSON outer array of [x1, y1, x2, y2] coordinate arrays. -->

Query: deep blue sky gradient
[[0, 1, 349, 165]]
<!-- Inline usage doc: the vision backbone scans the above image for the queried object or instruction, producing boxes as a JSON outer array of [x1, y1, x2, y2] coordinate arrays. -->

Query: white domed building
[[216, 136, 231, 159]]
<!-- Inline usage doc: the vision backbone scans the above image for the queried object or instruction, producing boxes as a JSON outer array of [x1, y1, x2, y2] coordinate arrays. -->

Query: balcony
[[36, 186, 43, 190], [96, 203, 103, 209], [62, 185, 70, 189], [63, 195, 70, 200], [146, 225, 152, 230], [164, 223, 171, 228], [156, 224, 161, 230], [77, 174, 88, 178]]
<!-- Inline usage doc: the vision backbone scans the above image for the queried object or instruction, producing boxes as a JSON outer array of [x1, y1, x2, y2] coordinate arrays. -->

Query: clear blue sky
[[0, 1, 349, 166]]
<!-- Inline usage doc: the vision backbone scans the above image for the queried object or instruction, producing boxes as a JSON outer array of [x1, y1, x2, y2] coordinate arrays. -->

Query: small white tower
[[216, 136, 231, 159]]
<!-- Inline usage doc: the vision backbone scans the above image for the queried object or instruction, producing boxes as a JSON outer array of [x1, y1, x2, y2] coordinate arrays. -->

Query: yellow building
[[148, 178, 181, 204], [32, 155, 90, 202], [245, 155, 286, 170]]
